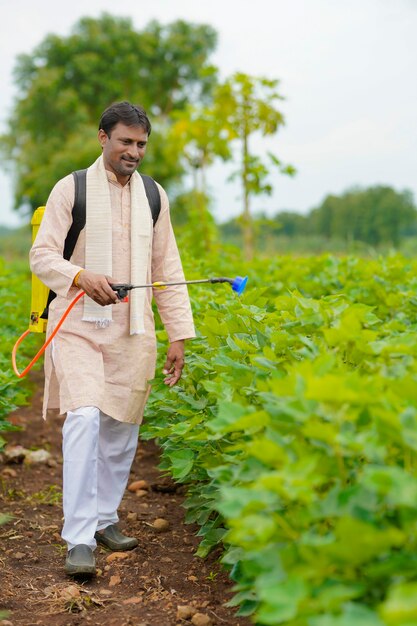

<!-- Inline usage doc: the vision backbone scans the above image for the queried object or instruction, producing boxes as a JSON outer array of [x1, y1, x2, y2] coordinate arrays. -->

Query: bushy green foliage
[[0, 224, 32, 260], [1, 15, 218, 210], [309, 187, 417, 246], [0, 258, 42, 448], [220, 186, 417, 253], [143, 253, 417, 625]]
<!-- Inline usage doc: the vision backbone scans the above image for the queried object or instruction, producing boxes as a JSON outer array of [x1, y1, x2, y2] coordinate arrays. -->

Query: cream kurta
[[30, 170, 196, 424]]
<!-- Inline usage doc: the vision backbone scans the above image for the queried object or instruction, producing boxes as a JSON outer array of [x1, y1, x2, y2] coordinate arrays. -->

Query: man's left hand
[[162, 340, 185, 387]]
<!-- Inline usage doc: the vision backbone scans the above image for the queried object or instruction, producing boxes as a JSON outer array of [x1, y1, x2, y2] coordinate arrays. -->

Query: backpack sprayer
[[12, 207, 248, 378]]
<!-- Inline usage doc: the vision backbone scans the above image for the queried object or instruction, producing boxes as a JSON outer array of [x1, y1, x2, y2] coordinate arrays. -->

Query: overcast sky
[[0, 0, 416, 227]]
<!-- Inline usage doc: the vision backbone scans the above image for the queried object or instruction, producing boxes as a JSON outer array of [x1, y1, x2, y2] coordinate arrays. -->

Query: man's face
[[98, 122, 148, 184]]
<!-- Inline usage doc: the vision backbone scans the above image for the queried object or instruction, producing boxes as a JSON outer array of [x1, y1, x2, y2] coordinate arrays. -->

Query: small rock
[[191, 613, 212, 626], [109, 574, 121, 587], [60, 585, 81, 600], [25, 449, 52, 464], [46, 458, 58, 468], [14, 552, 26, 560], [0, 620, 14, 626], [127, 479, 149, 492], [1, 467, 17, 478], [152, 518, 170, 533], [126, 512, 138, 522], [4, 445, 27, 464], [188, 575, 198, 582], [135, 489, 148, 497], [105, 552, 130, 563], [176, 605, 197, 620], [122, 596, 142, 605], [96, 568, 103, 577]]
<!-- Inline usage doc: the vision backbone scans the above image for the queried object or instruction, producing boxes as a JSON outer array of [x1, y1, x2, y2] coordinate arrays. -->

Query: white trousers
[[61, 406, 139, 551]]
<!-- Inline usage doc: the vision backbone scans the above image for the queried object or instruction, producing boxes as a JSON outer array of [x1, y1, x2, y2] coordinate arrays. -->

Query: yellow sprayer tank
[[29, 207, 48, 333]]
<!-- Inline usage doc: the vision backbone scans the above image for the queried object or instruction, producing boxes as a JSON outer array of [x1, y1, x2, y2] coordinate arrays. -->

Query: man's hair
[[99, 101, 152, 136]]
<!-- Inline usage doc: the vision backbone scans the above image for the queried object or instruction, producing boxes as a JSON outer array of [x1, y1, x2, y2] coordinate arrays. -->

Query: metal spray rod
[[111, 276, 248, 299]]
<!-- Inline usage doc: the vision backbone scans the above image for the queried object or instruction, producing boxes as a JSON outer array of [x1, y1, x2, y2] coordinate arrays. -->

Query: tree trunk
[[192, 154, 211, 252], [242, 122, 254, 261]]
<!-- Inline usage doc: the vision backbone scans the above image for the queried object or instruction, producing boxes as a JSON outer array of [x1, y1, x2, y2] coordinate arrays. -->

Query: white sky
[[0, 0, 416, 226]]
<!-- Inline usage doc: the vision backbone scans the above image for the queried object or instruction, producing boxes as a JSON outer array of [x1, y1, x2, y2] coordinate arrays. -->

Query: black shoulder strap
[[40, 169, 161, 319], [63, 169, 87, 261], [41, 170, 87, 318], [140, 173, 161, 226]]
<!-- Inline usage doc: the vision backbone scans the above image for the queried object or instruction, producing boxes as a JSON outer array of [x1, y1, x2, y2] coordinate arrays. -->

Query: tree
[[1, 14, 218, 211], [309, 186, 417, 246], [214, 73, 295, 260], [272, 211, 308, 238], [167, 102, 233, 252]]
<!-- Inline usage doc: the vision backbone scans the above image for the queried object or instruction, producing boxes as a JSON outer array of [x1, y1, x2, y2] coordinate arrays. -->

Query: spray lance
[[12, 275, 248, 378], [111, 276, 248, 299]]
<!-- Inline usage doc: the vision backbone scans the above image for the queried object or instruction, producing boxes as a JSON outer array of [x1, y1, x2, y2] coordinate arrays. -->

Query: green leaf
[[380, 582, 417, 624], [309, 603, 384, 626], [255, 576, 308, 624], [166, 449, 195, 481], [207, 401, 250, 432]]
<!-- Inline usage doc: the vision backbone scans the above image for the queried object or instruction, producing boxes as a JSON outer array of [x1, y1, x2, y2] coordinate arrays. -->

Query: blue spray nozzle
[[209, 276, 248, 295], [232, 276, 248, 295]]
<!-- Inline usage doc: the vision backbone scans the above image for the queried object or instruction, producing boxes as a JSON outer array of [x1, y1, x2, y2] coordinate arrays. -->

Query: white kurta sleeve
[[151, 184, 196, 343], [29, 175, 84, 297]]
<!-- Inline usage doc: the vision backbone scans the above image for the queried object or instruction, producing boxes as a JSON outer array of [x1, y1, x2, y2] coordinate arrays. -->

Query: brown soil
[[0, 372, 251, 626]]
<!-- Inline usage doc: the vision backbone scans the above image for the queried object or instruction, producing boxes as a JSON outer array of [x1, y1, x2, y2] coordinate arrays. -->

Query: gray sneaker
[[65, 544, 96, 576], [95, 524, 138, 551]]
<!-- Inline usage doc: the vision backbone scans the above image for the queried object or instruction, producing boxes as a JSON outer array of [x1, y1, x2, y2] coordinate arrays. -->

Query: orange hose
[[12, 290, 86, 378]]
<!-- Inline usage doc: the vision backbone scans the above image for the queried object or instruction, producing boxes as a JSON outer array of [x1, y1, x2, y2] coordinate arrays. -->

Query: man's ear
[[98, 129, 107, 148]]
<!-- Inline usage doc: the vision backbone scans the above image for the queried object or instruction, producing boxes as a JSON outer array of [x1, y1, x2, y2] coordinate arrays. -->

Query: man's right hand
[[76, 270, 119, 306]]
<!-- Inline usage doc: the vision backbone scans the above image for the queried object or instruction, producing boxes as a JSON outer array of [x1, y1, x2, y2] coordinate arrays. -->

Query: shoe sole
[[95, 535, 138, 551], [65, 563, 96, 576]]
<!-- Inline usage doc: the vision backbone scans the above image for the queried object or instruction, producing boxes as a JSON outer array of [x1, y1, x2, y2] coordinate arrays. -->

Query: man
[[30, 101, 195, 576]]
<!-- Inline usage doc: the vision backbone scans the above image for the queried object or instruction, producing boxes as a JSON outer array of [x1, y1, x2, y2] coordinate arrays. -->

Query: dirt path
[[0, 372, 250, 626]]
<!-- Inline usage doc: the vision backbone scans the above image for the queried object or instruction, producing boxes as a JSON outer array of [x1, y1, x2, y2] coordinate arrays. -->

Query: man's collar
[[105, 169, 131, 186]]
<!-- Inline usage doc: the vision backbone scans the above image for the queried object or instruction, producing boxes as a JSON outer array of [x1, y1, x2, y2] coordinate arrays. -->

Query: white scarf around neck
[[83, 155, 152, 334]]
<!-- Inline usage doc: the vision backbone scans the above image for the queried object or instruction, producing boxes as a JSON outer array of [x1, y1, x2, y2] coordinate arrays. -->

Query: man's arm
[[151, 184, 196, 386], [30, 175, 84, 297]]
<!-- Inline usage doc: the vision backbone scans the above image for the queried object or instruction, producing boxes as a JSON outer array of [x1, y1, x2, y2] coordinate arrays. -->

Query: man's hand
[[76, 270, 119, 306], [162, 340, 185, 387]]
